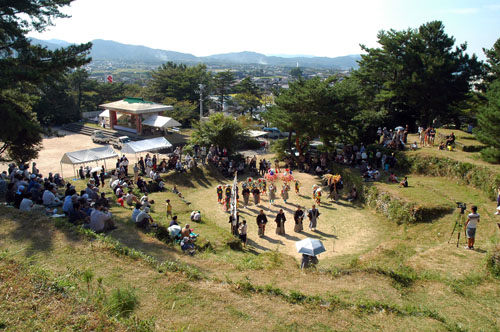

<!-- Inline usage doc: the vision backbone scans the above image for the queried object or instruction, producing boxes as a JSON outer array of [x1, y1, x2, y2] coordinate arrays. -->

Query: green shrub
[[486, 245, 500, 278], [106, 287, 138, 318]]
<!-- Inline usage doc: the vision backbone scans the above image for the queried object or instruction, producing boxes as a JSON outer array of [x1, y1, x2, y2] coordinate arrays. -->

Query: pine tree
[[0, 1, 91, 163], [476, 80, 500, 163]]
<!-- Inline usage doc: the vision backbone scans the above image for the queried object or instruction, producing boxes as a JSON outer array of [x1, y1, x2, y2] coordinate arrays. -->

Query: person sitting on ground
[[68, 202, 89, 225], [169, 215, 179, 227], [96, 192, 109, 209], [438, 141, 446, 150], [190, 210, 201, 222], [85, 183, 99, 201], [347, 187, 358, 202], [13, 185, 25, 209], [180, 235, 195, 254], [399, 176, 408, 188], [42, 184, 62, 208], [135, 206, 156, 229], [19, 192, 34, 212], [89, 203, 116, 233], [131, 203, 142, 222], [125, 189, 140, 207], [446, 132, 456, 146], [140, 192, 154, 207], [136, 177, 147, 193], [62, 189, 77, 215], [410, 141, 418, 150], [388, 172, 398, 183], [181, 224, 191, 239]]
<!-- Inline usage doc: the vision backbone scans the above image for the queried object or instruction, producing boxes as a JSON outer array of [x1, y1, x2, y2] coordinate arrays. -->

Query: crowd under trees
[[1, 2, 500, 164]]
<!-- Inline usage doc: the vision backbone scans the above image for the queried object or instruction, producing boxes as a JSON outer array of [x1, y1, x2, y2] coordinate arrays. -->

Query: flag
[[106, 75, 113, 83], [230, 172, 238, 225]]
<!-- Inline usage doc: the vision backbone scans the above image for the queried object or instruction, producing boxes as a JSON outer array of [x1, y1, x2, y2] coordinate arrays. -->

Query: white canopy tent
[[121, 137, 173, 154], [60, 145, 118, 178], [142, 114, 181, 129]]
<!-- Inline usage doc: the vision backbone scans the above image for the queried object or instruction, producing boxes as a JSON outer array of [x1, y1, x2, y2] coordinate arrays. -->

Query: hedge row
[[363, 186, 451, 224]]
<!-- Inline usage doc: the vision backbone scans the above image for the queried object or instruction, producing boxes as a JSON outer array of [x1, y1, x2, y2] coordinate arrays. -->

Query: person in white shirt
[[125, 190, 139, 206], [190, 210, 201, 222], [19, 192, 34, 212], [465, 205, 480, 250], [89, 203, 115, 233], [42, 185, 62, 208], [131, 203, 142, 222], [135, 207, 154, 229]]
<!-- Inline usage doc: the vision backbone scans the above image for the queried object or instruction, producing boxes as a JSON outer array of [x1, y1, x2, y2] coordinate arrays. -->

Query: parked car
[[262, 127, 289, 139], [110, 136, 131, 149], [91, 130, 110, 144]]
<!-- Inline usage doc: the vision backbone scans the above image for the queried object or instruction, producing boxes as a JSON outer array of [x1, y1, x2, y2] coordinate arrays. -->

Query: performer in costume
[[262, 180, 267, 195], [281, 183, 290, 203], [295, 180, 300, 194], [294, 206, 304, 232], [315, 188, 322, 205], [242, 183, 250, 207], [252, 186, 260, 205], [268, 183, 276, 205], [216, 185, 223, 203]]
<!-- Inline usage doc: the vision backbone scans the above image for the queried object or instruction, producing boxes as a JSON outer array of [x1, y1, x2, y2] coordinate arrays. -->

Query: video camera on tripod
[[456, 202, 467, 214], [448, 202, 468, 247]]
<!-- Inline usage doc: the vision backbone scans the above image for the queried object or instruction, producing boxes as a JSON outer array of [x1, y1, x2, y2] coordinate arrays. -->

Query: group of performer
[[216, 177, 301, 210]]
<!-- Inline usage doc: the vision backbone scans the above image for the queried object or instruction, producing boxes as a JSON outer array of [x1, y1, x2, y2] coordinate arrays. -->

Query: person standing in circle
[[256, 209, 268, 237], [465, 205, 480, 250], [275, 209, 286, 235], [308, 204, 320, 231]]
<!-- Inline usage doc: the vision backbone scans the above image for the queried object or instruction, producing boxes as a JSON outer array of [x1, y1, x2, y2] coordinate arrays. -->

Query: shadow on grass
[[8, 211, 56, 257]]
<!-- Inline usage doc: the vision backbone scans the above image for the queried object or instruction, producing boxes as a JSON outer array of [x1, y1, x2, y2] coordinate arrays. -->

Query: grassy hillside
[[1, 149, 500, 331]]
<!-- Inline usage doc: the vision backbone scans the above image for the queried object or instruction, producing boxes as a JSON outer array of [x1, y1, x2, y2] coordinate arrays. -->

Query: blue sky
[[28, 0, 500, 60]]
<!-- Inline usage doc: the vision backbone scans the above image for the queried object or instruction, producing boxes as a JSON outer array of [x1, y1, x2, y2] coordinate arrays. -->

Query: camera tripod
[[448, 210, 466, 247]]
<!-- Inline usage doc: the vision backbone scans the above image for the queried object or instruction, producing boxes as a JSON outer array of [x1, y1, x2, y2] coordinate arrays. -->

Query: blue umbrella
[[295, 238, 326, 256]]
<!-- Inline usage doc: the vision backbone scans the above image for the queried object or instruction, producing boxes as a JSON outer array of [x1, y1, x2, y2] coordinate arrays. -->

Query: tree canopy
[[146, 62, 211, 105], [0, 0, 92, 163], [354, 21, 482, 129], [190, 113, 247, 154], [476, 37, 500, 163]]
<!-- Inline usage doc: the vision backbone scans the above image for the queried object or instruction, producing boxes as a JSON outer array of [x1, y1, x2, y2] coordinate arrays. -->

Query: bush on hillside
[[107, 287, 138, 318], [487, 245, 500, 279]]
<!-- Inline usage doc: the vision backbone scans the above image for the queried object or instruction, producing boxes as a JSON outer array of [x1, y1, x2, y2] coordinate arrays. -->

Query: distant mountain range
[[30, 38, 360, 70]]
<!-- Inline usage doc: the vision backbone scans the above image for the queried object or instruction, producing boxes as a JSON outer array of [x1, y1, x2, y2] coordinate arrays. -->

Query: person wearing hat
[[13, 185, 26, 209], [135, 206, 155, 229]]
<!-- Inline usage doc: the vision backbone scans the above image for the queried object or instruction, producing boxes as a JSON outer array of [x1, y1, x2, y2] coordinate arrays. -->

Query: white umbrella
[[90, 167, 101, 173], [395, 126, 404, 131], [295, 238, 326, 256], [168, 225, 182, 238]]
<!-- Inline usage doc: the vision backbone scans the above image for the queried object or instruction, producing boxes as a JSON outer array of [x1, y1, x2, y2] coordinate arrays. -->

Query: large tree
[[213, 70, 235, 111], [264, 76, 376, 164], [355, 21, 482, 129], [190, 113, 247, 154], [146, 62, 211, 104], [0, 0, 92, 163], [233, 77, 261, 115], [476, 37, 500, 163]]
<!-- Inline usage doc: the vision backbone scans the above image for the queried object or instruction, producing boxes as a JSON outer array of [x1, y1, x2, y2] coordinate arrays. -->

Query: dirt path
[[0, 130, 103, 177], [186, 170, 382, 260]]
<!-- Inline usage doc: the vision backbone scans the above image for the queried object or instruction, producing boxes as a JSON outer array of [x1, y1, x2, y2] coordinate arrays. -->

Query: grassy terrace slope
[[1, 139, 500, 331]]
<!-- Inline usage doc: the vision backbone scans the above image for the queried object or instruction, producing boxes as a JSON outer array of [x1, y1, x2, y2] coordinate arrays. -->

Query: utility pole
[[197, 83, 205, 121]]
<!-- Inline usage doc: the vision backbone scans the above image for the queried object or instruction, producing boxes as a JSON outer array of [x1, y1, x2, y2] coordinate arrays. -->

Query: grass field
[[1, 143, 500, 331]]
